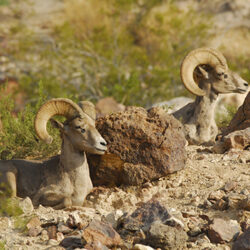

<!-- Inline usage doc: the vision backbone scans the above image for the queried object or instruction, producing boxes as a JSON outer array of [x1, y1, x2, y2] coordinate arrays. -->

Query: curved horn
[[78, 101, 96, 120], [180, 48, 228, 96], [34, 98, 84, 144]]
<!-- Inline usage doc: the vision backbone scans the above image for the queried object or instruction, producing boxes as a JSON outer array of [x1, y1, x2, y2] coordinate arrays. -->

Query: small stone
[[188, 226, 202, 237], [241, 189, 250, 196], [84, 240, 109, 250], [208, 218, 240, 243], [240, 195, 250, 211], [26, 216, 41, 229], [47, 239, 58, 246], [41, 229, 49, 241], [228, 193, 247, 209], [104, 210, 124, 229], [182, 210, 197, 218], [28, 226, 42, 237], [195, 233, 210, 245], [232, 227, 250, 250], [95, 97, 125, 116], [67, 212, 83, 229], [196, 155, 205, 160], [47, 225, 57, 240], [82, 219, 123, 247], [60, 236, 83, 249], [165, 216, 185, 229], [26, 216, 42, 237], [57, 222, 72, 234], [240, 220, 250, 232], [147, 220, 188, 249], [141, 182, 153, 188], [214, 199, 228, 210], [133, 244, 155, 250], [18, 197, 34, 213], [208, 190, 225, 201], [0, 217, 12, 230], [239, 157, 247, 163], [46, 247, 64, 250], [224, 181, 237, 192], [56, 232, 64, 242], [186, 242, 196, 248]]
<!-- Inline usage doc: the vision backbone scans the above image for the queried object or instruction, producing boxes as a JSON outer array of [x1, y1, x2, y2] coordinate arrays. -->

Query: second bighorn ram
[[0, 98, 107, 209], [173, 48, 248, 145]]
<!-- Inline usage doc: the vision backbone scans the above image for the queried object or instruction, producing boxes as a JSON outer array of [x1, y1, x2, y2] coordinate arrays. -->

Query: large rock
[[232, 227, 250, 250], [147, 220, 188, 249], [213, 91, 250, 153], [213, 128, 250, 153], [95, 97, 125, 117], [88, 106, 187, 186], [117, 199, 187, 249], [208, 218, 240, 243], [82, 219, 123, 248], [223, 91, 250, 135]]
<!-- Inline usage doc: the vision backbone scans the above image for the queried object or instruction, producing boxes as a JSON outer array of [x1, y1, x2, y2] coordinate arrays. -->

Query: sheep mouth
[[236, 88, 247, 94], [95, 147, 106, 152]]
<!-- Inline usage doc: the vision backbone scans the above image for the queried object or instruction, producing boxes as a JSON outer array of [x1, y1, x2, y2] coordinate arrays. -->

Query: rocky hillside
[[176, 0, 250, 57], [0, 145, 249, 249], [0, 1, 249, 250]]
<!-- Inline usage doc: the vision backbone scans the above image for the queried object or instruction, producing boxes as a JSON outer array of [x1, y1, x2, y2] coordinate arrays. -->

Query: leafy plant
[[0, 179, 23, 217], [0, 197, 23, 217], [0, 0, 9, 6], [0, 82, 61, 160], [0, 240, 5, 250], [5, 0, 211, 108], [216, 104, 238, 129]]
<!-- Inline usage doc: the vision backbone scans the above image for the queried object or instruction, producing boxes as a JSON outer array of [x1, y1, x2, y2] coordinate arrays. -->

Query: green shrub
[[0, 241, 5, 250], [0, 0, 9, 6], [216, 104, 238, 129], [5, 0, 211, 108], [0, 82, 61, 160], [0, 180, 23, 217], [0, 197, 23, 217]]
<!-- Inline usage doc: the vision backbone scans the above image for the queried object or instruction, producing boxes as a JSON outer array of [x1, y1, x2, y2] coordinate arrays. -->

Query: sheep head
[[34, 98, 107, 155], [181, 48, 248, 96]]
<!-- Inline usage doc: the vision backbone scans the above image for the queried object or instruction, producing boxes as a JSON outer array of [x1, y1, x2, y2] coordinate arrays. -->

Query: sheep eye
[[81, 128, 86, 133], [217, 72, 224, 77], [75, 126, 81, 129], [224, 74, 228, 79]]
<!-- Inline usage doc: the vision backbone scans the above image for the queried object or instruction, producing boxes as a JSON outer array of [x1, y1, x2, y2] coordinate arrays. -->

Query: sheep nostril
[[243, 82, 248, 87], [100, 141, 107, 147]]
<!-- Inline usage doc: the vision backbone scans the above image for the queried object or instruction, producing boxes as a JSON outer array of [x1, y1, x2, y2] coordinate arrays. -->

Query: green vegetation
[[0, 83, 61, 160], [216, 104, 238, 129], [0, 181, 29, 233], [0, 197, 23, 217], [1, 0, 249, 160], [0, 178, 23, 217], [0, 0, 9, 6], [0, 0, 212, 159], [13, 216, 30, 232], [5, 0, 211, 107], [216, 55, 250, 128], [0, 241, 5, 250], [0, 194, 29, 234]]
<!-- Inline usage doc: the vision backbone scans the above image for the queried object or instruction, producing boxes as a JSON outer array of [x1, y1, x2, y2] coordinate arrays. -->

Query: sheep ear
[[197, 66, 209, 79], [50, 118, 64, 130], [78, 101, 96, 120]]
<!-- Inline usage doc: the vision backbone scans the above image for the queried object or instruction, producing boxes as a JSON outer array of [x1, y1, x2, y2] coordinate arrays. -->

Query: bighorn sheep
[[173, 48, 248, 145], [0, 98, 107, 209]]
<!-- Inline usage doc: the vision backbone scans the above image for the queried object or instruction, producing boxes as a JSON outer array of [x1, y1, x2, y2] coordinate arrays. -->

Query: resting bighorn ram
[[173, 48, 248, 145], [0, 98, 107, 209]]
